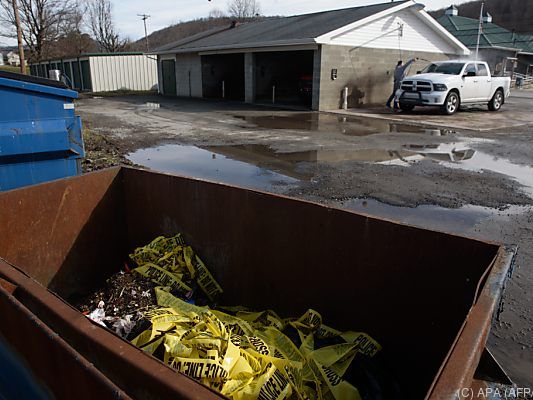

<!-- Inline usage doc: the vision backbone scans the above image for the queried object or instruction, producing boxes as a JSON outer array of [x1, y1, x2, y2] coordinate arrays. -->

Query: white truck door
[[476, 63, 492, 100], [461, 63, 478, 102]]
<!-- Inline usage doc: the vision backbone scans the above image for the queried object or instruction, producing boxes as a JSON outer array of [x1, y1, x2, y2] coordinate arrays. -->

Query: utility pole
[[475, 2, 484, 61], [137, 14, 150, 52], [12, 0, 25, 74]]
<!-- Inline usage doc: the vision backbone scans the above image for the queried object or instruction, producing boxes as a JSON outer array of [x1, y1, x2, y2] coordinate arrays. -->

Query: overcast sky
[[1, 0, 473, 47]]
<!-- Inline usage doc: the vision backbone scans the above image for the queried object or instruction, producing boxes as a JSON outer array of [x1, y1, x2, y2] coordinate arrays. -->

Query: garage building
[[153, 0, 469, 110], [29, 53, 158, 92]]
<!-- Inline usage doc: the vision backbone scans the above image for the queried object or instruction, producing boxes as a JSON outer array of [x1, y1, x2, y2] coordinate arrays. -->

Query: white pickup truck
[[397, 60, 511, 115]]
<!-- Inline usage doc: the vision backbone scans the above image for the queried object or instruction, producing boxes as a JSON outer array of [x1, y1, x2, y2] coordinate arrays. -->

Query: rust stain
[[50, 186, 71, 238]]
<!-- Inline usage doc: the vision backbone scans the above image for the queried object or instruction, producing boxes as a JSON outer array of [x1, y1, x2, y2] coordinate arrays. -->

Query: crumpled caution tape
[[131, 288, 382, 400], [130, 234, 223, 301]]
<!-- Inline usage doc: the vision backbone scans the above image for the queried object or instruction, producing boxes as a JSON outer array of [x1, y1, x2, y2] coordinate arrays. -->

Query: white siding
[[89, 55, 158, 92], [328, 9, 457, 55]]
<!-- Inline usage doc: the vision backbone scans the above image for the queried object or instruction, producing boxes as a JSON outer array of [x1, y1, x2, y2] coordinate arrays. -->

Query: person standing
[[386, 58, 417, 110]]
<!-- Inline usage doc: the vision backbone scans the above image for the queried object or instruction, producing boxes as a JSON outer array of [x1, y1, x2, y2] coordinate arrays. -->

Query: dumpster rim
[[0, 256, 225, 400], [120, 165, 506, 248], [426, 245, 515, 399], [0, 75, 78, 99]]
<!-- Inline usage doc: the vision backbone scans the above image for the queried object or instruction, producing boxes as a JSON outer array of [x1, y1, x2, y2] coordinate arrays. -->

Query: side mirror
[[463, 71, 476, 77], [416, 71, 421, 74]]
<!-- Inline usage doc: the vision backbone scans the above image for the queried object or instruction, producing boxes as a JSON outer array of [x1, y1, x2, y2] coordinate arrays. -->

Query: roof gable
[[317, 6, 470, 55]]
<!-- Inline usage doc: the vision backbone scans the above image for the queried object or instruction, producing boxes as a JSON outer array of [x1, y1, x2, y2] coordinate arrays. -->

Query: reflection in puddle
[[234, 113, 454, 137], [386, 141, 533, 196], [442, 152, 533, 196], [127, 144, 299, 191], [127, 143, 432, 187], [342, 198, 528, 235], [402, 144, 476, 162], [128, 139, 533, 198]]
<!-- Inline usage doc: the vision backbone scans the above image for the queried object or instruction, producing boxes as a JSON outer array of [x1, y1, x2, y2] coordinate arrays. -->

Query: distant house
[[28, 53, 158, 92], [7, 51, 20, 66], [437, 6, 533, 76], [151, 0, 469, 110], [0, 53, 4, 66]]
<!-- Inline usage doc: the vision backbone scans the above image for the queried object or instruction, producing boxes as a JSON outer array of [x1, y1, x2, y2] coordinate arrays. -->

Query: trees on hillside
[[227, 0, 261, 20], [208, 9, 226, 19]]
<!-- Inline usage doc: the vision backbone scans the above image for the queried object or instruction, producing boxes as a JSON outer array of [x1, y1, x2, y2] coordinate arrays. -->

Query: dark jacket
[[394, 58, 415, 82]]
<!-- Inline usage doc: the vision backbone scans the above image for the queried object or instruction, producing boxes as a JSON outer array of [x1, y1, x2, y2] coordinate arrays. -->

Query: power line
[[138, 14, 151, 52]]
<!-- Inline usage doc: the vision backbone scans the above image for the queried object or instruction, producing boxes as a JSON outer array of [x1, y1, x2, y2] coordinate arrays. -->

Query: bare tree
[[227, 0, 260, 20], [208, 8, 226, 19], [87, 0, 125, 52], [0, 0, 77, 61], [51, 4, 97, 58]]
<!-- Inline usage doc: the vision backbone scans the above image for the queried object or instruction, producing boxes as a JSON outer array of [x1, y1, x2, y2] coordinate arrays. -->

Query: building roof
[[437, 14, 533, 55], [29, 52, 147, 64], [153, 1, 411, 54]]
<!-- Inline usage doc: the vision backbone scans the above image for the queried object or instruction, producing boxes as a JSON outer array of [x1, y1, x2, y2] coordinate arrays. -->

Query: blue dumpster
[[0, 71, 84, 191]]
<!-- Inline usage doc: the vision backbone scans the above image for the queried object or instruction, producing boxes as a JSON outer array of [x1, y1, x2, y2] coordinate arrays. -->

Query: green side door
[[81, 60, 92, 91], [162, 60, 177, 96]]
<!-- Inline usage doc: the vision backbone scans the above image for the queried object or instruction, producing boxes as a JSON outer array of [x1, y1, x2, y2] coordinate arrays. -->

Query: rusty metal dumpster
[[0, 167, 514, 399]]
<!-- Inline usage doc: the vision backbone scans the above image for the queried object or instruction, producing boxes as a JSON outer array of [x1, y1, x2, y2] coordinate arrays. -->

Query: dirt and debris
[[82, 124, 136, 172], [77, 270, 157, 337]]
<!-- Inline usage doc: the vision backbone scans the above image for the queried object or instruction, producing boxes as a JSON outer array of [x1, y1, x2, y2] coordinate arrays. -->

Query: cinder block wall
[[175, 54, 203, 97], [318, 45, 456, 110]]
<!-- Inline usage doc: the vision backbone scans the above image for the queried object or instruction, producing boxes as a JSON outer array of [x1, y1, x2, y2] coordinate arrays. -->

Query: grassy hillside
[[0, 65, 27, 74]]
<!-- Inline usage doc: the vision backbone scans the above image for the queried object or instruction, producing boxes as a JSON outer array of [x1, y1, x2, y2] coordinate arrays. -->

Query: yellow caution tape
[[128, 235, 381, 399], [133, 262, 192, 293], [130, 234, 223, 301], [129, 291, 381, 400]]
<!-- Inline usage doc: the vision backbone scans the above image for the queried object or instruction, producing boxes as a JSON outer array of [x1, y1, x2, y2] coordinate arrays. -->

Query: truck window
[[465, 64, 476, 76], [477, 63, 489, 76], [421, 62, 465, 75]]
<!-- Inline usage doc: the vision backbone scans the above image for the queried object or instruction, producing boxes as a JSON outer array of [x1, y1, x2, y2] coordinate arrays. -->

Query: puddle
[[234, 113, 455, 137], [378, 140, 533, 197], [127, 143, 429, 186], [127, 144, 299, 191], [127, 137, 533, 198], [441, 152, 533, 196], [342, 198, 528, 235]]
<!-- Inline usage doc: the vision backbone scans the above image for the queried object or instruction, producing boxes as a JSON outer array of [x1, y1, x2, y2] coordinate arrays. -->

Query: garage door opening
[[201, 54, 244, 101], [254, 50, 314, 108]]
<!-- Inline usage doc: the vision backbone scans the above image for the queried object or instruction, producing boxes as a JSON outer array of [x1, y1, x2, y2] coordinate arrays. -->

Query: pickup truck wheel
[[488, 90, 504, 111], [442, 92, 460, 115], [399, 103, 415, 112]]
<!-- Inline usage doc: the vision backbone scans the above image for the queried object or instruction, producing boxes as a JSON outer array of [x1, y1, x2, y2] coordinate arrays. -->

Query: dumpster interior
[[0, 167, 503, 399]]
